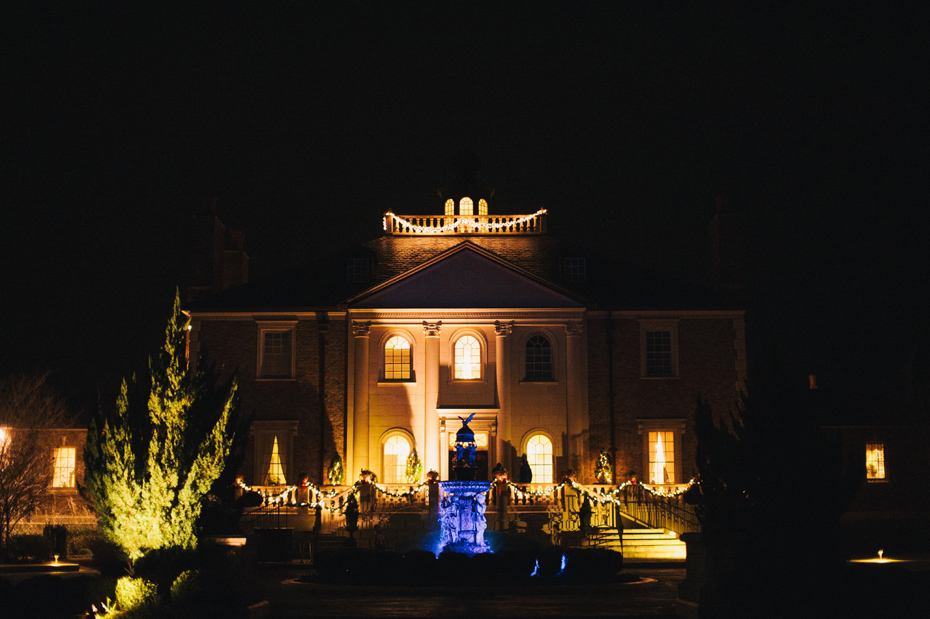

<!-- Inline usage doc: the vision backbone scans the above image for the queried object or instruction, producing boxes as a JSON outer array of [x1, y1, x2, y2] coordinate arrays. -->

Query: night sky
[[3, 3, 927, 417]]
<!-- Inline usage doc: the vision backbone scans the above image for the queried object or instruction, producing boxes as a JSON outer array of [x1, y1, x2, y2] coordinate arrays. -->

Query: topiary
[[115, 576, 159, 611], [170, 569, 202, 602]]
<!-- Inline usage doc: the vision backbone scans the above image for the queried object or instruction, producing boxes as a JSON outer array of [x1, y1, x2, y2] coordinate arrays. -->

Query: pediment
[[350, 245, 583, 309]]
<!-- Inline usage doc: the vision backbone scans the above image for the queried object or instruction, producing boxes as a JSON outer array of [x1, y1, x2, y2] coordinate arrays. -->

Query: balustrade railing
[[240, 480, 699, 537], [384, 211, 547, 235]]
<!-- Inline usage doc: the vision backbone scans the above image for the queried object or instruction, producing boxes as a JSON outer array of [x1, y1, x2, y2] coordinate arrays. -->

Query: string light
[[384, 210, 547, 234]]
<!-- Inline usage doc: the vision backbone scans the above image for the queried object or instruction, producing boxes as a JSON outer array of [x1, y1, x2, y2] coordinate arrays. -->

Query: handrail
[[612, 484, 700, 534]]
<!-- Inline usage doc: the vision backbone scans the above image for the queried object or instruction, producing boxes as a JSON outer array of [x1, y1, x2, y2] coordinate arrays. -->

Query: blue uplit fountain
[[437, 414, 492, 555]]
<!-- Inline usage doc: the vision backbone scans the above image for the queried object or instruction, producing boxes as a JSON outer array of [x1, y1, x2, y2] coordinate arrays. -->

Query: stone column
[[566, 322, 584, 477], [423, 321, 442, 474], [494, 320, 513, 473], [352, 321, 371, 474]]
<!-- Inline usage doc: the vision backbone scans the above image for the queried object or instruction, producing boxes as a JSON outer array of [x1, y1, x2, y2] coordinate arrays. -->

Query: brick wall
[[196, 316, 348, 486], [586, 315, 742, 483]]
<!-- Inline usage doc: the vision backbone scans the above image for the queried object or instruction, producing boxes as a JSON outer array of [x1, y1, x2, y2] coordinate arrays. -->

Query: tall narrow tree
[[85, 292, 240, 563]]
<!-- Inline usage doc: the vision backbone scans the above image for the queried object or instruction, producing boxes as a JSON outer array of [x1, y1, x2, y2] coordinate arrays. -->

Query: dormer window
[[562, 257, 586, 282], [347, 258, 370, 283], [478, 199, 488, 216], [444, 199, 454, 217], [460, 197, 474, 216]]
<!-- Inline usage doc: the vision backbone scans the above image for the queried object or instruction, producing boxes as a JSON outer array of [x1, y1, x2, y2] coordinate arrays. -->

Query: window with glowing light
[[459, 197, 474, 216], [526, 434, 553, 483], [383, 434, 411, 484], [525, 336, 553, 381], [866, 443, 885, 481], [384, 336, 412, 380], [562, 258, 586, 282], [259, 328, 294, 378], [52, 447, 76, 488], [454, 336, 482, 380], [265, 436, 286, 485], [445, 199, 454, 217], [478, 199, 488, 216], [648, 431, 676, 484]]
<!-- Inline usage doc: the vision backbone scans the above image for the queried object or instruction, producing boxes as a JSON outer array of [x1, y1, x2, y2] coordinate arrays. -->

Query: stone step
[[622, 538, 686, 547]]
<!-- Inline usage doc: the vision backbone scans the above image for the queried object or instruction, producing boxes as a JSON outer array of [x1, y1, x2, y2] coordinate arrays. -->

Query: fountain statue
[[437, 414, 492, 555]]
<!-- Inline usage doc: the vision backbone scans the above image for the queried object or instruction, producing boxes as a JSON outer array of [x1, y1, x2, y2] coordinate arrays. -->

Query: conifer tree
[[85, 292, 240, 563]]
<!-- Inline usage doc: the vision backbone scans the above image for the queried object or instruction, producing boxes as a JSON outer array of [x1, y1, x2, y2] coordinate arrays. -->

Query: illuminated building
[[186, 177, 746, 490]]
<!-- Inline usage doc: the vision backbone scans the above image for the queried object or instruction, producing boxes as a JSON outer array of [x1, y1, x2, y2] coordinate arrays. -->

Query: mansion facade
[[187, 186, 746, 490]]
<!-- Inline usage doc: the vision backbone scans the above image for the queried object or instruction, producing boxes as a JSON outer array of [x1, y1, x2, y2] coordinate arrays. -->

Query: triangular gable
[[349, 243, 583, 309]]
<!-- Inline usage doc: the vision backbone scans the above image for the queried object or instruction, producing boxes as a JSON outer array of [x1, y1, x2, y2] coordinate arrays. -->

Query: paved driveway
[[257, 566, 685, 617]]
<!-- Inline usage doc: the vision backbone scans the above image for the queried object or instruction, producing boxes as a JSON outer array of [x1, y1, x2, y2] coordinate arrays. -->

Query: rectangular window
[[52, 447, 76, 488], [647, 431, 676, 484], [640, 320, 679, 378], [258, 325, 295, 379], [347, 258, 370, 283], [646, 331, 673, 377], [562, 257, 586, 282], [866, 444, 885, 481]]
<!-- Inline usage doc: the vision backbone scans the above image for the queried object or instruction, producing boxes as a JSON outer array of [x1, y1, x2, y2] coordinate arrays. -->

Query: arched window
[[459, 197, 474, 216], [526, 434, 553, 483], [454, 336, 481, 379], [444, 199, 454, 217], [478, 199, 488, 216], [525, 335, 552, 381], [384, 336, 412, 380], [383, 434, 411, 484]]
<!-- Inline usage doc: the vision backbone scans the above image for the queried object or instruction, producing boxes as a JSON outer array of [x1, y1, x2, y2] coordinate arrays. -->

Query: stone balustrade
[[384, 211, 547, 235]]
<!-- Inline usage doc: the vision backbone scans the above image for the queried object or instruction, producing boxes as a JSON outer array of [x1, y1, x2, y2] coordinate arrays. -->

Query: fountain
[[437, 414, 492, 555]]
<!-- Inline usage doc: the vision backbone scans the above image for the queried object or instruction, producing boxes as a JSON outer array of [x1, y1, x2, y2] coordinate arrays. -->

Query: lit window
[[562, 258, 586, 282], [347, 258, 370, 283], [445, 199, 454, 217], [265, 436, 286, 485], [525, 336, 552, 381], [460, 197, 474, 216], [526, 435, 553, 483], [383, 435, 411, 484], [384, 336, 412, 380], [259, 328, 294, 378], [478, 199, 488, 216], [648, 431, 676, 484], [866, 444, 885, 480], [52, 447, 76, 488], [646, 331, 673, 377], [454, 336, 481, 379]]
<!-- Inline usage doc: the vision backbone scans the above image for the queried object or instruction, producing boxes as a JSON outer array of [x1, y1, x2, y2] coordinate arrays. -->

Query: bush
[[170, 569, 202, 602], [7, 534, 51, 561], [43, 524, 68, 558], [115, 576, 159, 611], [66, 526, 101, 556]]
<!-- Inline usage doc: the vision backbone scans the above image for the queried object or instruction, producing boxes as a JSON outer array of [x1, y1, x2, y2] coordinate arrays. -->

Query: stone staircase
[[586, 526, 687, 561]]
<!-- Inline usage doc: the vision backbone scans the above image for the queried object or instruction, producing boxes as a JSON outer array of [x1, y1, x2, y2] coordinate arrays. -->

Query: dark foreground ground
[[256, 564, 684, 618]]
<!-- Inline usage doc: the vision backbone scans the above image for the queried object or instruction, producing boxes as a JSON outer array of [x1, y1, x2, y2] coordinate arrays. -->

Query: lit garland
[[235, 479, 351, 511], [383, 210, 547, 234], [499, 478, 697, 505]]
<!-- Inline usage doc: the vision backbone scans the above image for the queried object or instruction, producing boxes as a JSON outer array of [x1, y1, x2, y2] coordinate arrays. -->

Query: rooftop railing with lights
[[383, 210, 547, 236]]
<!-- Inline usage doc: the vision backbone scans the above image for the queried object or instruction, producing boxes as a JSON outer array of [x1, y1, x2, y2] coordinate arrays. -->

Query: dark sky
[[3, 3, 927, 415]]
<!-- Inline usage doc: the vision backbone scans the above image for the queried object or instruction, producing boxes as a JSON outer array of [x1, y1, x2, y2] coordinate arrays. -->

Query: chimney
[[708, 195, 746, 294]]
